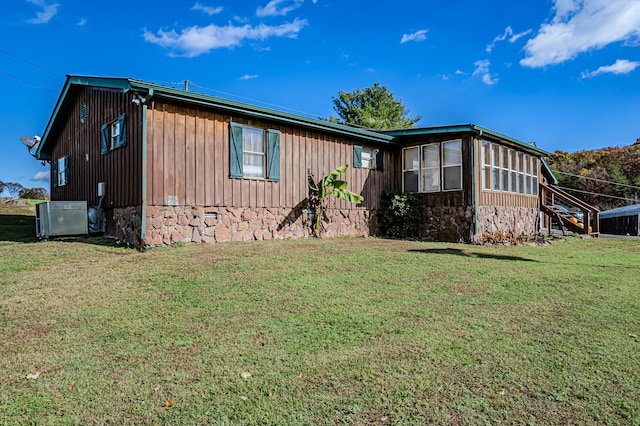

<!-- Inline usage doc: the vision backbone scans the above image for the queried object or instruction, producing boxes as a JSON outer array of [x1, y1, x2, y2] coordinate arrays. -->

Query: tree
[[0, 181, 4, 195], [331, 83, 421, 130], [307, 165, 363, 236], [19, 187, 49, 200], [3, 182, 24, 198]]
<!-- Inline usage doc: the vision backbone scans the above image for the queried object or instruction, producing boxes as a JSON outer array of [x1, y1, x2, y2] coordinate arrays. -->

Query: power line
[[555, 170, 640, 190], [0, 70, 57, 92], [0, 48, 64, 78], [187, 80, 326, 119], [557, 185, 639, 202]]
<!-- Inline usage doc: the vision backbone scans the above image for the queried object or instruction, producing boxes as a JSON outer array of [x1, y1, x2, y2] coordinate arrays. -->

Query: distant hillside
[[547, 140, 640, 210]]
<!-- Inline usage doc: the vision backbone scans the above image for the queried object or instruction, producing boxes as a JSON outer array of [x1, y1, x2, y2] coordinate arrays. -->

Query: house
[[36, 75, 564, 247]]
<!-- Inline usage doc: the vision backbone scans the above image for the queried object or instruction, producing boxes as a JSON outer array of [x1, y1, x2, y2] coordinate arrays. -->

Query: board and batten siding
[[145, 101, 395, 211], [50, 86, 143, 208]]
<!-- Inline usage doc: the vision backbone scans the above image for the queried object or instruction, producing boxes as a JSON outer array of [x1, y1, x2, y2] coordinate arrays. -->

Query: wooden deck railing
[[540, 183, 600, 235]]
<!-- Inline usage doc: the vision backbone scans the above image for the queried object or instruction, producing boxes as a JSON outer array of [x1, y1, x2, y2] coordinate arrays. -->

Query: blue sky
[[1, 0, 640, 193]]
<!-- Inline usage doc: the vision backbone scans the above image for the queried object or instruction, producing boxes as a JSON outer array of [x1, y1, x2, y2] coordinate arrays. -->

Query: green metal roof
[[36, 75, 397, 160], [382, 124, 552, 157], [36, 76, 553, 163]]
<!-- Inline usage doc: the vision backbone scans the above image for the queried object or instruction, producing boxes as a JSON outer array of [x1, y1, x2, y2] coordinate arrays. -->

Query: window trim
[[480, 140, 539, 197], [402, 139, 463, 193], [229, 121, 280, 181], [53, 156, 68, 188], [354, 145, 383, 171], [101, 113, 126, 154]]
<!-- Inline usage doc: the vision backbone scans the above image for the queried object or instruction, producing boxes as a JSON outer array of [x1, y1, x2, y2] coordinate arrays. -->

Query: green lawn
[[1, 205, 639, 424]]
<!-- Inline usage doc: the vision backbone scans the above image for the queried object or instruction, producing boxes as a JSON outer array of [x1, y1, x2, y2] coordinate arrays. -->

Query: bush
[[378, 189, 424, 239]]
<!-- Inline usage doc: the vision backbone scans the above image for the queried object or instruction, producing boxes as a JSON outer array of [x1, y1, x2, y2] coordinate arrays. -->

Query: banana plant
[[307, 164, 364, 236]]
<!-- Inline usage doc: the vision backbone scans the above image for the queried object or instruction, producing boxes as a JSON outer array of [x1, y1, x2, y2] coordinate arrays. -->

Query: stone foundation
[[421, 206, 474, 243], [110, 206, 143, 247], [143, 205, 374, 247], [475, 205, 539, 243]]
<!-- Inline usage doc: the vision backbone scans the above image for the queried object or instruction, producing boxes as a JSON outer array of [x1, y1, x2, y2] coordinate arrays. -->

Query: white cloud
[[521, 0, 640, 68], [486, 26, 532, 53], [580, 59, 640, 78], [26, 0, 59, 24], [239, 74, 259, 80], [257, 0, 303, 17], [473, 59, 499, 85], [32, 171, 49, 181], [400, 29, 428, 44], [192, 3, 223, 16], [77, 17, 87, 26], [143, 18, 308, 57]]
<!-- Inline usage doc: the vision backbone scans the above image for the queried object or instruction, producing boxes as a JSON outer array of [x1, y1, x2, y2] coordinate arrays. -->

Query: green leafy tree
[[307, 165, 363, 236], [331, 83, 421, 130], [19, 187, 49, 200]]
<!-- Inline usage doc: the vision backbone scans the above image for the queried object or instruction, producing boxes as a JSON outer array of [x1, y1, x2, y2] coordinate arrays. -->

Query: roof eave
[[36, 75, 133, 160], [382, 124, 552, 157]]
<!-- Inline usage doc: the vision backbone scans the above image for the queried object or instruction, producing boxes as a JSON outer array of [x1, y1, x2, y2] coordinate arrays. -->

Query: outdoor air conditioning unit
[[36, 201, 89, 238]]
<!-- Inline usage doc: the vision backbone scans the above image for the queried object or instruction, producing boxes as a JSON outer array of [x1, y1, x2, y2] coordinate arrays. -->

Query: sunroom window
[[403, 139, 462, 192]]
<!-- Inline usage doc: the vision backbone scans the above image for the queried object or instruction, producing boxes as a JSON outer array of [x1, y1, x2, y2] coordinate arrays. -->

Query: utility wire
[[0, 47, 64, 78], [0, 70, 57, 92], [187, 80, 326, 119], [555, 170, 640, 190], [557, 185, 639, 202]]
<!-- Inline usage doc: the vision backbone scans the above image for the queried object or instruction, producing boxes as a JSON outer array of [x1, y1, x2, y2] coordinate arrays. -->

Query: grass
[[1, 204, 639, 424]]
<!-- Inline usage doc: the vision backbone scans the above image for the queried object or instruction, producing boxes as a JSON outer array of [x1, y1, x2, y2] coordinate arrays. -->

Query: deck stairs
[[540, 184, 600, 237]]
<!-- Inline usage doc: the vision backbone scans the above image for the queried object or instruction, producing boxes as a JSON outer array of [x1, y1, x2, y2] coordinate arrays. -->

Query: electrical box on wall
[[97, 182, 105, 197]]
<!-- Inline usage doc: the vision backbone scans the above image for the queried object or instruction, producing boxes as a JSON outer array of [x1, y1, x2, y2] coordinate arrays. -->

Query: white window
[[481, 141, 539, 196], [501, 147, 509, 192], [361, 147, 376, 168], [531, 157, 539, 196], [242, 127, 265, 178], [442, 140, 462, 191], [517, 152, 525, 194], [56, 156, 68, 187], [404, 140, 463, 193], [481, 141, 491, 190], [421, 144, 440, 192], [110, 120, 121, 150], [403, 147, 419, 192], [491, 144, 500, 191], [509, 149, 517, 193]]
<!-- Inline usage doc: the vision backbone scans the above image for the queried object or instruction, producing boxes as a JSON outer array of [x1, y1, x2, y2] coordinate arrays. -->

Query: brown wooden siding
[[145, 101, 397, 211], [50, 87, 143, 207]]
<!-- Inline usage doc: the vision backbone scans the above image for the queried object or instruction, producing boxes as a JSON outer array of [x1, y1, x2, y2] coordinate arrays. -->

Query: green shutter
[[52, 160, 58, 188], [353, 145, 362, 168], [267, 129, 280, 182], [116, 113, 126, 148], [376, 148, 383, 171], [101, 123, 109, 154], [229, 122, 243, 179]]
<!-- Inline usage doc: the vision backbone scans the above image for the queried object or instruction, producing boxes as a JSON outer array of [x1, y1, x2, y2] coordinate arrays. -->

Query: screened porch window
[[403, 147, 419, 192], [403, 139, 462, 192]]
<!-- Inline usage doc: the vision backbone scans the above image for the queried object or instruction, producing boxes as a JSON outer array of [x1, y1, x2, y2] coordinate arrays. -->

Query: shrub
[[378, 189, 424, 239]]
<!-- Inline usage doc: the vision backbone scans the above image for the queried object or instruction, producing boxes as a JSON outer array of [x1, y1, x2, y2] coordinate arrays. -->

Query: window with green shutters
[[353, 145, 383, 171], [101, 113, 126, 154], [229, 122, 280, 181]]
